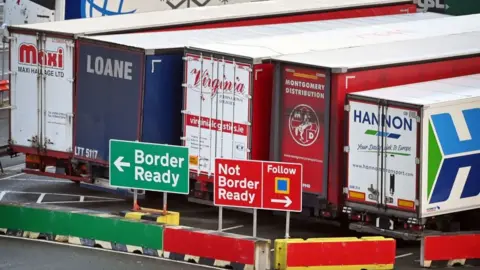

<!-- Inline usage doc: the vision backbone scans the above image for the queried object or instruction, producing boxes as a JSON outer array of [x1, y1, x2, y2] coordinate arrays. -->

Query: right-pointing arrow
[[271, 196, 292, 208], [114, 156, 131, 172]]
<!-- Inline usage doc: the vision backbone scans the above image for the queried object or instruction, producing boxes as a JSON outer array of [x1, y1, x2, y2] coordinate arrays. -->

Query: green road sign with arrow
[[109, 139, 189, 194]]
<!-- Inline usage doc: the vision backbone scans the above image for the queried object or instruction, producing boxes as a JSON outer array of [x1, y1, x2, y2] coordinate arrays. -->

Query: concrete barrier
[[0, 202, 270, 269], [275, 236, 396, 270], [420, 233, 480, 268], [0, 202, 164, 256], [163, 226, 271, 270], [119, 210, 180, 226]]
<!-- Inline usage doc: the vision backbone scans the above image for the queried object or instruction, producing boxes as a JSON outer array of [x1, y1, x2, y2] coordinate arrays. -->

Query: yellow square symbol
[[275, 177, 290, 194]]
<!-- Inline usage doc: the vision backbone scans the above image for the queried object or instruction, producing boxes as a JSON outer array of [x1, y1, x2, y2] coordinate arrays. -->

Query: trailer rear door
[[10, 33, 40, 149], [42, 35, 74, 153], [346, 99, 419, 214], [10, 32, 74, 154], [182, 52, 253, 177]]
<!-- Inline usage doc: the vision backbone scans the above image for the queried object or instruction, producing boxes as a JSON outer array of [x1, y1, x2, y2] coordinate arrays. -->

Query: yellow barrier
[[122, 211, 180, 226]]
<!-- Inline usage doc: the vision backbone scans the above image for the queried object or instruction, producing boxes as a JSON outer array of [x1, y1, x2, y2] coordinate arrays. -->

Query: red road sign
[[214, 158, 303, 212]]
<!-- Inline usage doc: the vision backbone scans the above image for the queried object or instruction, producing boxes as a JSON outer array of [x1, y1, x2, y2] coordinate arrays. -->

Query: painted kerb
[[109, 139, 189, 194], [0, 203, 164, 250]]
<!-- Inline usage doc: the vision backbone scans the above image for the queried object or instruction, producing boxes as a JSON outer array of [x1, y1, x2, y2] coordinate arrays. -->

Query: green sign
[[109, 139, 189, 194]]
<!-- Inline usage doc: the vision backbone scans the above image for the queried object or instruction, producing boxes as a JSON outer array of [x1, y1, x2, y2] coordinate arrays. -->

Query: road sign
[[109, 139, 189, 194], [214, 158, 303, 212]]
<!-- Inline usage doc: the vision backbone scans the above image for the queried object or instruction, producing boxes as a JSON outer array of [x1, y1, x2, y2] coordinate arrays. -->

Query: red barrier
[[275, 237, 396, 269], [421, 233, 480, 267], [163, 226, 270, 269], [0, 80, 8, 92]]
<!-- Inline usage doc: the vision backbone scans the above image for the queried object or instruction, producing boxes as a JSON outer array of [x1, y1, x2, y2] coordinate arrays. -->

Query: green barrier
[[0, 203, 163, 251]]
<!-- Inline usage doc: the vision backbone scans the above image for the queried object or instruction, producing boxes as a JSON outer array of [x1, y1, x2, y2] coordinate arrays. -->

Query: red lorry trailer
[[266, 31, 480, 223], [6, 0, 416, 180], [183, 18, 480, 214]]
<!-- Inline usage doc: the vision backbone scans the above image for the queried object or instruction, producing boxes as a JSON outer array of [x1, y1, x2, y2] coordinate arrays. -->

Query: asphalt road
[[0, 236, 209, 270]]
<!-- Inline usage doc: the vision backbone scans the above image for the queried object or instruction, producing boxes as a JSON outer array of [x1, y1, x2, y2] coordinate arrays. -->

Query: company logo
[[428, 108, 479, 204], [426, 205, 440, 212], [417, 0, 449, 12], [19, 43, 64, 69], [81, 0, 137, 18], [190, 68, 246, 98], [364, 129, 401, 139], [353, 110, 413, 132], [289, 104, 320, 147]]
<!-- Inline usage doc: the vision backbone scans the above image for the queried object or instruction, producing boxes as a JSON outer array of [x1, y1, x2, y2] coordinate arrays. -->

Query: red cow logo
[[19, 43, 64, 69], [289, 104, 320, 146]]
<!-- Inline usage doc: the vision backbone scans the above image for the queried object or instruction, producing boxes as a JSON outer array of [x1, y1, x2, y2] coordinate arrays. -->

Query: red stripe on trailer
[[147, 4, 416, 33], [163, 226, 257, 264], [423, 234, 480, 261]]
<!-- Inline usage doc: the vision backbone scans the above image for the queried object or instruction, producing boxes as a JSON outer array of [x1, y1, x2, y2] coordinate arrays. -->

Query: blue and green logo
[[365, 129, 401, 139], [428, 108, 479, 204]]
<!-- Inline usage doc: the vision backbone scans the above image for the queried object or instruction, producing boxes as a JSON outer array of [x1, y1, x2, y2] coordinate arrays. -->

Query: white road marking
[[4, 164, 25, 170], [0, 173, 25, 180], [0, 191, 6, 201], [0, 175, 71, 183], [0, 235, 222, 270], [396, 253, 413, 259], [36, 193, 46, 204], [1, 190, 121, 200], [12, 178, 71, 183], [221, 225, 244, 232], [41, 199, 124, 205]]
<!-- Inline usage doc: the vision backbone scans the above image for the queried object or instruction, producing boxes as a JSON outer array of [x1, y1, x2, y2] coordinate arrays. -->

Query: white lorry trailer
[[344, 74, 480, 240]]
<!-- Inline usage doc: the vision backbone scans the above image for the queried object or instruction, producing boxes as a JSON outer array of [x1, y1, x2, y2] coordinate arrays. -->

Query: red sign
[[281, 66, 326, 194], [214, 158, 303, 212]]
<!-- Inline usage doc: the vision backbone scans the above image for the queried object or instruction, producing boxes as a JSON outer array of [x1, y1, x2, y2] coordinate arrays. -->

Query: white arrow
[[151, 59, 162, 73], [271, 196, 292, 208], [114, 156, 130, 172]]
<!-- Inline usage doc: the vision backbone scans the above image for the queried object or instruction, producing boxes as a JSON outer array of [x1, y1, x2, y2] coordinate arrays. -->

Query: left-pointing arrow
[[114, 156, 131, 172]]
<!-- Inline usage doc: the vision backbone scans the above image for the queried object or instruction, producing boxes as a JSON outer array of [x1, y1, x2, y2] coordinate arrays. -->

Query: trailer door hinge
[[415, 199, 419, 206], [344, 146, 350, 153], [343, 187, 349, 194], [344, 104, 350, 112], [416, 115, 421, 123], [415, 157, 420, 164]]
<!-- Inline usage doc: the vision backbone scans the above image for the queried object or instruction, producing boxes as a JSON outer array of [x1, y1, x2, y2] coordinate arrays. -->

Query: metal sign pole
[[133, 189, 138, 211], [253, 209, 258, 238], [218, 206, 223, 231], [163, 192, 168, 215], [285, 211, 291, 239]]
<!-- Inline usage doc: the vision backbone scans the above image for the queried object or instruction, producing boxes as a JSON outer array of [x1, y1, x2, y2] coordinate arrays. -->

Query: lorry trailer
[[187, 29, 480, 229], [22, 12, 460, 181], [9, 7, 433, 179], [75, 15, 480, 228], [345, 74, 480, 239]]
